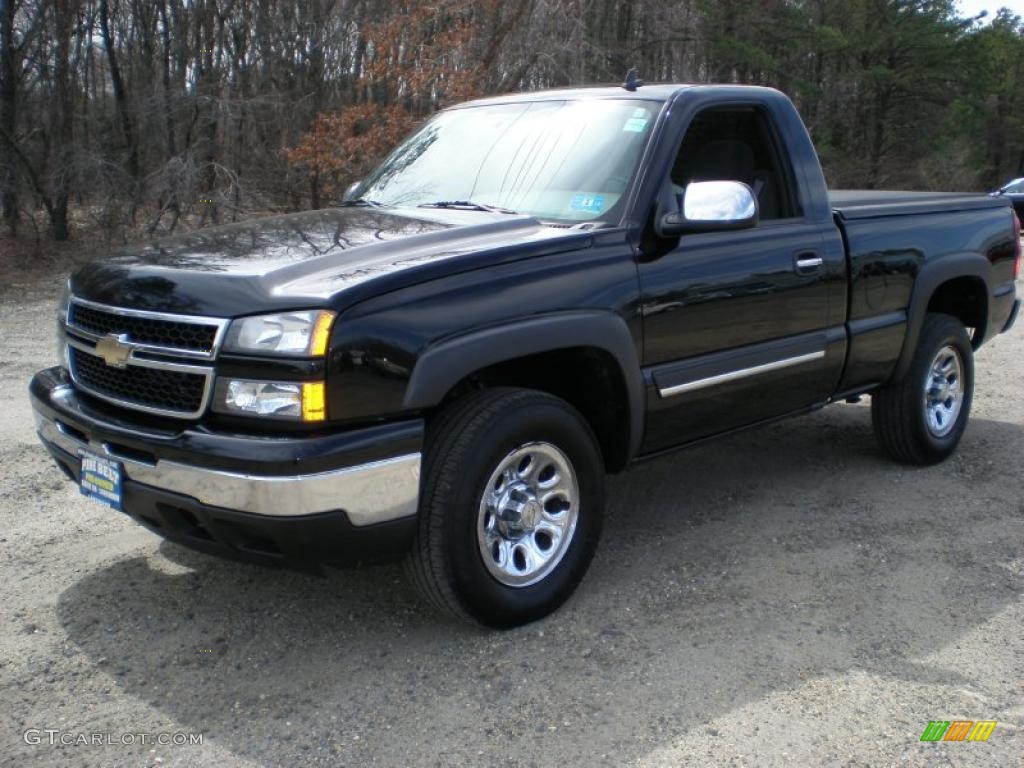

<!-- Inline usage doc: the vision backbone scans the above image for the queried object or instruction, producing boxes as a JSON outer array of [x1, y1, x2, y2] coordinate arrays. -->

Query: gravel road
[[1, 275, 1022, 768]]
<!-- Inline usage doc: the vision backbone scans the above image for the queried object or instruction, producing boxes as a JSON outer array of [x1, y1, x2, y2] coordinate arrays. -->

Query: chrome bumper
[[34, 407, 420, 526]]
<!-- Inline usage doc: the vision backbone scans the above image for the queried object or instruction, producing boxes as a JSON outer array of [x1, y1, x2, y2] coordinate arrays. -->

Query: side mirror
[[342, 180, 362, 203], [656, 180, 758, 237]]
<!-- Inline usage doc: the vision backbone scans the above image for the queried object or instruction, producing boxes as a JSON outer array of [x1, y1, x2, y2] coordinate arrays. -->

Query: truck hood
[[70, 207, 591, 316]]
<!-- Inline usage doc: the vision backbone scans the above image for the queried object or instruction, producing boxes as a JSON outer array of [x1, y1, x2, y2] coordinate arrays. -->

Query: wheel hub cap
[[496, 484, 540, 539], [477, 442, 579, 588], [923, 345, 964, 438]]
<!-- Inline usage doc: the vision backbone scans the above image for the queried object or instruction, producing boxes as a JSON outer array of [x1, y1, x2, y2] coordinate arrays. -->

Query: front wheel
[[405, 388, 605, 627], [871, 313, 974, 465]]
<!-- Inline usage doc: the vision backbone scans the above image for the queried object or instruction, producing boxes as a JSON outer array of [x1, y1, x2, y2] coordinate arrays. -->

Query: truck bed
[[830, 190, 1007, 220]]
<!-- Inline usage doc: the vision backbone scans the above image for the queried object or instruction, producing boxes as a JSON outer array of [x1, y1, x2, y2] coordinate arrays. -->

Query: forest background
[[3, 0, 1024, 252]]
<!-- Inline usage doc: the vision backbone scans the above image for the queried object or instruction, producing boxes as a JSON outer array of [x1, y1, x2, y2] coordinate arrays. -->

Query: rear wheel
[[871, 313, 974, 465], [406, 388, 605, 627]]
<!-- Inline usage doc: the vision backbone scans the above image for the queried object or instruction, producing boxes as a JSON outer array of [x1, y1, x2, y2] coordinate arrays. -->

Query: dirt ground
[[0, 275, 1021, 768]]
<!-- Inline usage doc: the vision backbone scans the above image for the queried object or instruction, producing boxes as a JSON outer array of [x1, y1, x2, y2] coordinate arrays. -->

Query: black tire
[[871, 313, 974, 465], [405, 387, 605, 628]]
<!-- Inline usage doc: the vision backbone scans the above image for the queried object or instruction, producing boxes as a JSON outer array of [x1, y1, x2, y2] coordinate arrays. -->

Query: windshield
[[1002, 179, 1024, 193], [357, 99, 659, 223]]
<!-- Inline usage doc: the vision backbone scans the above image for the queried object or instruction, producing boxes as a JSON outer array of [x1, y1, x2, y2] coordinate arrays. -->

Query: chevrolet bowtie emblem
[[94, 333, 133, 369]]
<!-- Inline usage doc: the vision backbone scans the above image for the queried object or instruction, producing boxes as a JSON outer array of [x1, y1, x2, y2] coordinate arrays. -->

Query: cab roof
[[451, 83, 782, 109], [456, 84, 687, 106]]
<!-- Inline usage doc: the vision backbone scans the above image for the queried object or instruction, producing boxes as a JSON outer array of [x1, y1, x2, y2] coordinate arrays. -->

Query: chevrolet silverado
[[30, 83, 1020, 627]]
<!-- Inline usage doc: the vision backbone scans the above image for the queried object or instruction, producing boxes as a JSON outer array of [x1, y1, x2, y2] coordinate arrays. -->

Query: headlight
[[213, 379, 326, 422], [223, 310, 335, 357]]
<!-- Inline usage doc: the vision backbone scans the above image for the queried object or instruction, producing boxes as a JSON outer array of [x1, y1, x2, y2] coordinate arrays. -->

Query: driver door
[[637, 104, 846, 453]]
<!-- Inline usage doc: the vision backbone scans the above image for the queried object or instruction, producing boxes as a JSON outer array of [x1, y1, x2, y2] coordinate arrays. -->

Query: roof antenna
[[622, 68, 644, 92]]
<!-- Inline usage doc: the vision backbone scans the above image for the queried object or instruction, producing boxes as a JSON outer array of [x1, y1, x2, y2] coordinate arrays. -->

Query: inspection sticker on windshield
[[79, 450, 122, 510], [570, 194, 605, 213], [623, 116, 648, 132]]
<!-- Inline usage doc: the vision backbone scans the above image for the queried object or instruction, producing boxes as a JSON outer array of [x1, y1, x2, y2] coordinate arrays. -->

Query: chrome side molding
[[658, 350, 826, 398]]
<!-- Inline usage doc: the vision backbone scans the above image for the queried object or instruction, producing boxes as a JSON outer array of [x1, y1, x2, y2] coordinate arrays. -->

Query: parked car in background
[[993, 178, 1024, 227]]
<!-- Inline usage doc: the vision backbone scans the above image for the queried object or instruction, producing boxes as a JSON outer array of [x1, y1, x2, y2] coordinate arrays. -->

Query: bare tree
[[0, 0, 19, 232], [2, 0, 1022, 245]]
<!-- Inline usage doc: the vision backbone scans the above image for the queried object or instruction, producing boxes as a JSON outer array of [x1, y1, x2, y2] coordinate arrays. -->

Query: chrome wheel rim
[[477, 442, 579, 588], [923, 345, 964, 437]]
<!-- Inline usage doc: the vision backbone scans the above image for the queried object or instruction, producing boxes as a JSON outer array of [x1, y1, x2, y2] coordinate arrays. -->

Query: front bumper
[[30, 367, 423, 567]]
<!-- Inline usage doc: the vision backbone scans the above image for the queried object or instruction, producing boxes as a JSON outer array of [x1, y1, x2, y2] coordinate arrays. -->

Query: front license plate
[[79, 450, 122, 510]]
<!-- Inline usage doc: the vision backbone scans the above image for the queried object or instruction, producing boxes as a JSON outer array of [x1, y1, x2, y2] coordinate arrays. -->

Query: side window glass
[[669, 108, 799, 222]]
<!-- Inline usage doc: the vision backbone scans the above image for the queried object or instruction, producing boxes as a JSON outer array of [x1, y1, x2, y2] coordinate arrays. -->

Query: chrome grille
[[66, 298, 227, 360], [69, 303, 218, 352], [70, 347, 208, 416], [63, 298, 225, 419]]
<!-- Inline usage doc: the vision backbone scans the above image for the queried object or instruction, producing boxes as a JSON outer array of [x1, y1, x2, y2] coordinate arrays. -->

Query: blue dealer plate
[[79, 450, 122, 510]]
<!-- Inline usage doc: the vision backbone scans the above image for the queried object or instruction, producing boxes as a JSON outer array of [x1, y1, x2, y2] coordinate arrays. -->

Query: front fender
[[402, 311, 645, 461]]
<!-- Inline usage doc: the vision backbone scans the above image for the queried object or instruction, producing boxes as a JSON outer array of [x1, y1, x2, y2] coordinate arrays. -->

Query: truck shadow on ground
[[56, 406, 1024, 765]]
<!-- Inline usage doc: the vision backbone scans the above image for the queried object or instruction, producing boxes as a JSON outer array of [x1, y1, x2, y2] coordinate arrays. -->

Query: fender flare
[[892, 253, 991, 381], [402, 311, 645, 462]]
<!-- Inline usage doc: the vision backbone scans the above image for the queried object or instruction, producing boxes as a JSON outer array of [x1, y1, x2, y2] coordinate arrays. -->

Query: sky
[[958, 0, 1024, 21]]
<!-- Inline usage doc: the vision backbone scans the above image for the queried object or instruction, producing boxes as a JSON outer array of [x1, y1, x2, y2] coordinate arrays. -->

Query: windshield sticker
[[623, 116, 648, 133], [570, 194, 605, 213]]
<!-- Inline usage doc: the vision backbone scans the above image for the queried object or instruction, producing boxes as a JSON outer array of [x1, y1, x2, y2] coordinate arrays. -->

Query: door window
[[670, 107, 800, 222]]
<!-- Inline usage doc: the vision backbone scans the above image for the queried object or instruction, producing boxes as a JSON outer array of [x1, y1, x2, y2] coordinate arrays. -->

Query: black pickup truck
[[30, 84, 1020, 627]]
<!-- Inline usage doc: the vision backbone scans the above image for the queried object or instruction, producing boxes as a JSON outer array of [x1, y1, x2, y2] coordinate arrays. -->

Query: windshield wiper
[[417, 200, 519, 215], [341, 198, 387, 208]]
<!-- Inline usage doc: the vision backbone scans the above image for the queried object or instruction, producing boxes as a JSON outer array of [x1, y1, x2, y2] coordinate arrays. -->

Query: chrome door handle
[[794, 253, 824, 273]]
